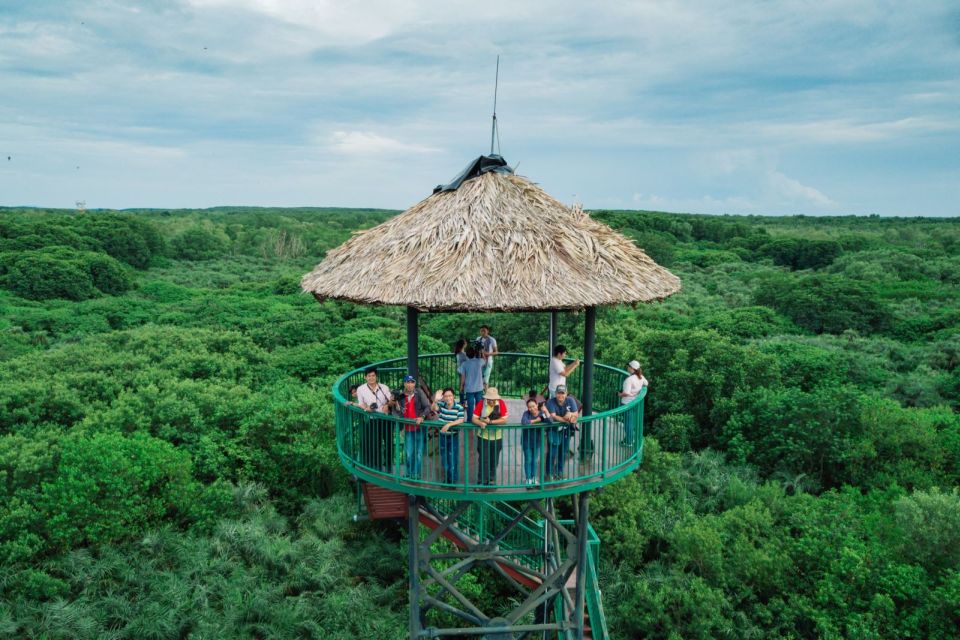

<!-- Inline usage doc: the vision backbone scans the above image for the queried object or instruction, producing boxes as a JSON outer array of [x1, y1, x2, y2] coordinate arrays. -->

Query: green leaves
[[170, 227, 228, 260], [40, 432, 196, 550], [756, 273, 891, 334]]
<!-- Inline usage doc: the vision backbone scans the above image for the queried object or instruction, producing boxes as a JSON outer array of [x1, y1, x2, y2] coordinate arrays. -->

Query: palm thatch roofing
[[301, 158, 681, 311]]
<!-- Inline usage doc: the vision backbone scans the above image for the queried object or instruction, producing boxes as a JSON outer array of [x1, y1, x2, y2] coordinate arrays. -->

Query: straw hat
[[483, 387, 503, 401]]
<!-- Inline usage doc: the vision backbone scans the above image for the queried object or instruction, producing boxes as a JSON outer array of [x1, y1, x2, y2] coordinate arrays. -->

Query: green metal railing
[[334, 353, 647, 501], [584, 549, 608, 638]]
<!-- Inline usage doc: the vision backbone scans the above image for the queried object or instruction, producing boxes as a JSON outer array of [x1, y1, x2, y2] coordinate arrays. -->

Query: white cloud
[[757, 117, 959, 144], [327, 130, 440, 156], [184, 0, 420, 45], [766, 171, 836, 208]]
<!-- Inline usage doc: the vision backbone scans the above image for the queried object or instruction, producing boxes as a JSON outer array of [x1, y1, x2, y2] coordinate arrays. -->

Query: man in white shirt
[[549, 344, 580, 397], [355, 367, 395, 470]]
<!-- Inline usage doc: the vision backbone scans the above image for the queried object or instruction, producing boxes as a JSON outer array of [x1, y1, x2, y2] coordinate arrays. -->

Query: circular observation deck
[[333, 353, 646, 501]]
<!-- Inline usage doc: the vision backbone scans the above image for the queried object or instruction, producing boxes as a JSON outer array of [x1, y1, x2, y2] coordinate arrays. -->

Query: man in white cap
[[618, 360, 648, 446]]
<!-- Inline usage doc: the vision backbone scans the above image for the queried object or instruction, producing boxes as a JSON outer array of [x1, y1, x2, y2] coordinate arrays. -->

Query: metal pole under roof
[[407, 307, 419, 379]]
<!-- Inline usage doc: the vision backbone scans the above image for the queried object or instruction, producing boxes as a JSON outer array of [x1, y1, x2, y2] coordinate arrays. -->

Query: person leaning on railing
[[433, 387, 466, 484], [391, 374, 432, 478], [345, 384, 359, 406], [520, 398, 550, 486], [355, 367, 394, 472], [472, 387, 508, 485], [544, 385, 579, 480]]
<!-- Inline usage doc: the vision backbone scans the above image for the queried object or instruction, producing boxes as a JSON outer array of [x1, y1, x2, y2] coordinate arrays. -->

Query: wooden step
[[363, 483, 408, 519]]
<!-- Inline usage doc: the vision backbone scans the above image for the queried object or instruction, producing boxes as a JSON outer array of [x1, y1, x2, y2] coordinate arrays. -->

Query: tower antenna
[[489, 55, 500, 155]]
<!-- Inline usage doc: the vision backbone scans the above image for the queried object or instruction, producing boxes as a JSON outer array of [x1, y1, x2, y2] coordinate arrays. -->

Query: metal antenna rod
[[490, 55, 500, 155]]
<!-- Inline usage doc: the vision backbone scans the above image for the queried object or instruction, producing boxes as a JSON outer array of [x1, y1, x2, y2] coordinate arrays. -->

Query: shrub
[[3, 251, 98, 301], [74, 214, 166, 268], [0, 247, 132, 301], [626, 230, 676, 266], [760, 237, 843, 270], [755, 273, 891, 334], [39, 431, 198, 550], [700, 306, 798, 340], [171, 228, 228, 260], [86, 253, 133, 295], [651, 413, 697, 451], [894, 488, 960, 574]]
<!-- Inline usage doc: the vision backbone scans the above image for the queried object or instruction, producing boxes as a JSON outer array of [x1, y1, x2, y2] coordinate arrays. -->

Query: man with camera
[[355, 367, 394, 471], [391, 374, 432, 479]]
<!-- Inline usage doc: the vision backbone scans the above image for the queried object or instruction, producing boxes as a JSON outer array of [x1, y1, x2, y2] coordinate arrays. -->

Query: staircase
[[360, 483, 609, 639]]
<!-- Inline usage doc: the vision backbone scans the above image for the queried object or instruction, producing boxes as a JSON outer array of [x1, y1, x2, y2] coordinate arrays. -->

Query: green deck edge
[[333, 353, 646, 502]]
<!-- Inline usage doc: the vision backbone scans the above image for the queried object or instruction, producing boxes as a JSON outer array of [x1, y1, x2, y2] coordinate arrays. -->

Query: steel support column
[[580, 306, 596, 458], [573, 491, 590, 639], [407, 306, 419, 379], [549, 311, 558, 363]]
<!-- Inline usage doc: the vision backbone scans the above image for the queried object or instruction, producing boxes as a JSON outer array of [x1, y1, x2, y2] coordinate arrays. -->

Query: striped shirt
[[437, 401, 465, 427]]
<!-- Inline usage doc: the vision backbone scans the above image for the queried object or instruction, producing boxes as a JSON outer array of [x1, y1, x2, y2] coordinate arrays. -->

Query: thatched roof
[[301, 166, 681, 311]]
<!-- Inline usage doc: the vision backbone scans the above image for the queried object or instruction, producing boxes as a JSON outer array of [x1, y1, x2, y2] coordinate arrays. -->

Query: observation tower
[[302, 155, 681, 639]]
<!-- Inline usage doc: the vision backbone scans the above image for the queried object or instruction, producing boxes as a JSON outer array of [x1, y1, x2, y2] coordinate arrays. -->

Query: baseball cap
[[403, 375, 416, 383]]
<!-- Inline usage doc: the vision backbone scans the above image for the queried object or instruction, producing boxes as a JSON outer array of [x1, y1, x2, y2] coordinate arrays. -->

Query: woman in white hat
[[618, 360, 648, 447], [472, 387, 508, 485]]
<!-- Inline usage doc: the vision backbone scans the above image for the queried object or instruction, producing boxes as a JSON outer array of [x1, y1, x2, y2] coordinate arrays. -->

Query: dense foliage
[[0, 205, 957, 638]]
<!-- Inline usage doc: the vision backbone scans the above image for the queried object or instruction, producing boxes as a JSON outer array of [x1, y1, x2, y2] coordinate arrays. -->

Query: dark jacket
[[391, 388, 432, 429]]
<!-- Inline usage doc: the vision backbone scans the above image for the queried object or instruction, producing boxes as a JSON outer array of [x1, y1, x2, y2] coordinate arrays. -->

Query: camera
[[370, 402, 378, 410]]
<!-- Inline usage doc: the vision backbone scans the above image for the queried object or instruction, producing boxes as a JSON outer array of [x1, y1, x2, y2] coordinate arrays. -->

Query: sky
[[1, 1, 959, 216]]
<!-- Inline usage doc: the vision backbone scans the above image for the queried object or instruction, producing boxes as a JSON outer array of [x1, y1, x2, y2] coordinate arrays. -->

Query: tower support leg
[[409, 494, 422, 639], [408, 496, 594, 639], [573, 491, 590, 639]]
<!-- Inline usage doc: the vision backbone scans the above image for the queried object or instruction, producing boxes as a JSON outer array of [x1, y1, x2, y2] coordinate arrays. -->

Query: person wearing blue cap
[[392, 374, 432, 478]]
